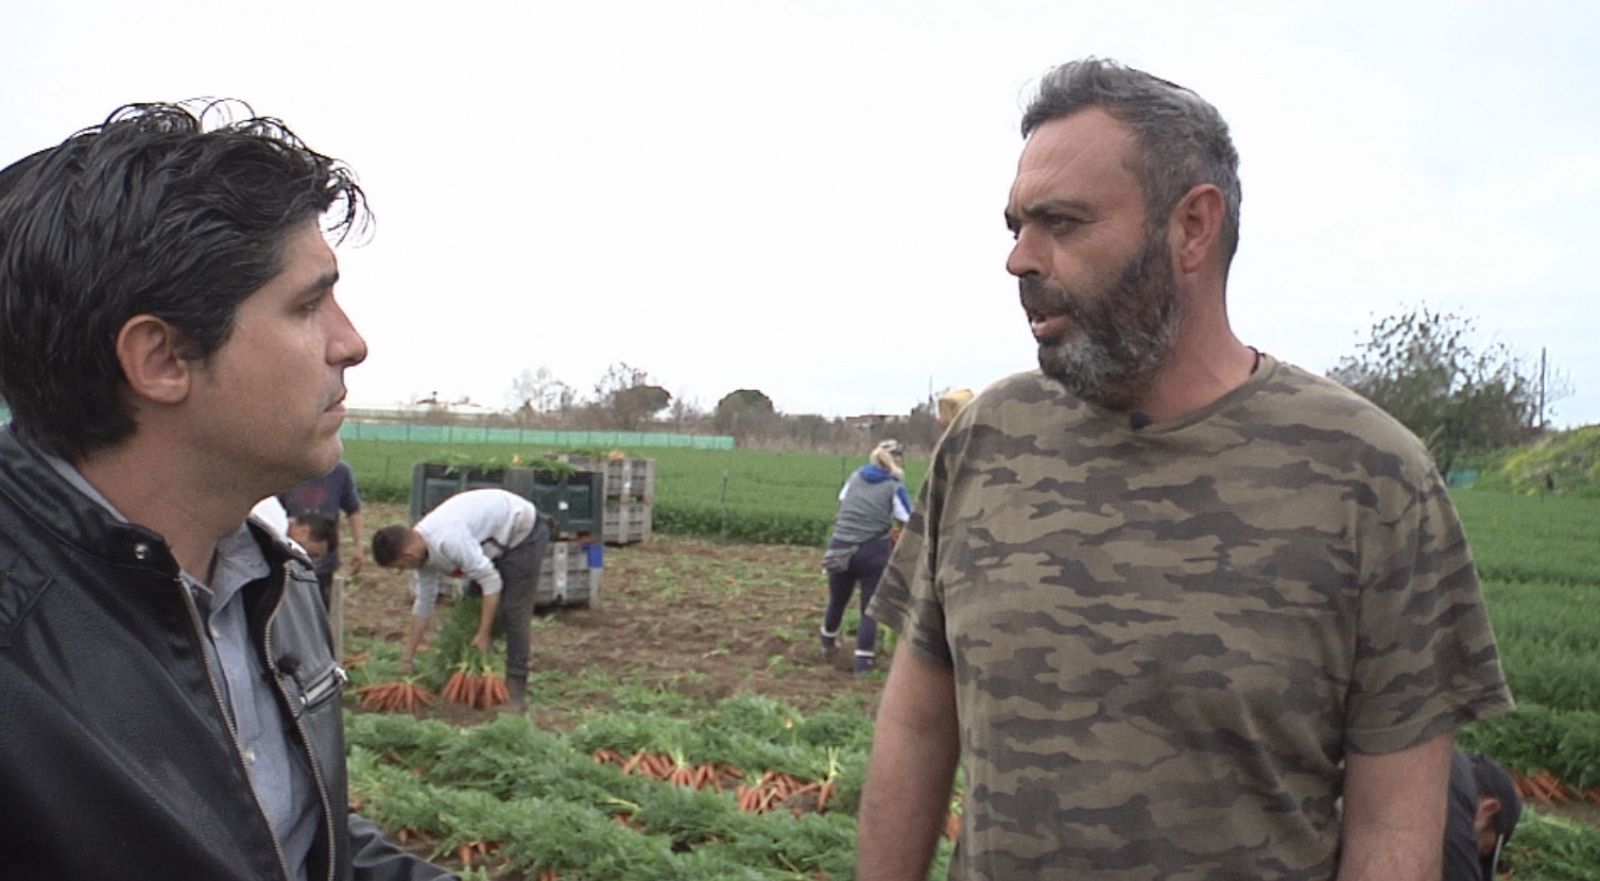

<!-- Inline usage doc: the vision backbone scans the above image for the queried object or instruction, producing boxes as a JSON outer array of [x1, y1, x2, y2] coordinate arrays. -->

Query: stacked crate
[[560, 455, 656, 546], [537, 541, 603, 609]]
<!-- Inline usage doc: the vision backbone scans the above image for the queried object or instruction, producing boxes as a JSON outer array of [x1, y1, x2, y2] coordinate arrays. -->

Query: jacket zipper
[[261, 584, 340, 881], [177, 574, 296, 881]]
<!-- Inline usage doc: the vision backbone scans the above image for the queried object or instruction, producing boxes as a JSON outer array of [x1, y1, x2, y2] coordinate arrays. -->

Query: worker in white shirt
[[372, 488, 550, 712]]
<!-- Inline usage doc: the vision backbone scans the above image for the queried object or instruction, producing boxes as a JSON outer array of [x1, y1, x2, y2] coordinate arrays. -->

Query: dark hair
[[0, 100, 369, 459], [291, 512, 336, 548], [1021, 59, 1242, 267], [1467, 751, 1522, 842], [371, 523, 414, 567]]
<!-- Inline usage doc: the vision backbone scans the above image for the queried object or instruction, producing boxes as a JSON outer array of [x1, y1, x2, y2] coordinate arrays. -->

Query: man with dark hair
[[0, 101, 453, 880], [281, 459, 367, 605], [291, 513, 339, 559], [1444, 750, 1523, 880], [857, 59, 1512, 881], [372, 488, 549, 713]]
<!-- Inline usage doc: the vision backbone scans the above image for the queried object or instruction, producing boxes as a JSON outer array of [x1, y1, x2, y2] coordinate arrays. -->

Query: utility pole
[[1538, 347, 1547, 429]]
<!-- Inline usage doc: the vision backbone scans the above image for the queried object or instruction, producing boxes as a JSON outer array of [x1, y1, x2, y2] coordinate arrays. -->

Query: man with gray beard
[[857, 59, 1512, 881]]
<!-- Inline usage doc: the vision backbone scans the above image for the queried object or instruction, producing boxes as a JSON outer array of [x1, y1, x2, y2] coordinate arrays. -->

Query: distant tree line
[[1328, 305, 1568, 474], [486, 362, 949, 455]]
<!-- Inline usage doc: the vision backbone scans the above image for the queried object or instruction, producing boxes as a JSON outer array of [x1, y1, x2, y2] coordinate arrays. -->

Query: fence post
[[719, 468, 730, 544]]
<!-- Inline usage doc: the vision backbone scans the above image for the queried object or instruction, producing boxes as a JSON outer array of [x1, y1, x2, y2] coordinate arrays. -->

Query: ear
[[114, 315, 192, 405], [1474, 796, 1502, 831], [1169, 183, 1226, 275]]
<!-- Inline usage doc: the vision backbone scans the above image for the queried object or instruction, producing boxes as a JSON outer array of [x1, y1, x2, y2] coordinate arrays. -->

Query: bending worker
[[372, 487, 549, 712]]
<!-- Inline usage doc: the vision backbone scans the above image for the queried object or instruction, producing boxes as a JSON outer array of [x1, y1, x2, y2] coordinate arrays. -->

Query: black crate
[[408, 463, 604, 540]]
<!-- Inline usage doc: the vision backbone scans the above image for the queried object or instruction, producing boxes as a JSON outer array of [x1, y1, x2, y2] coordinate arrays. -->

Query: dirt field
[[342, 502, 887, 730]]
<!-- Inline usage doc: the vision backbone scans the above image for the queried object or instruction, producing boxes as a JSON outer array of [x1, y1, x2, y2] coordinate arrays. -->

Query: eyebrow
[[1005, 198, 1097, 230], [294, 269, 341, 300]]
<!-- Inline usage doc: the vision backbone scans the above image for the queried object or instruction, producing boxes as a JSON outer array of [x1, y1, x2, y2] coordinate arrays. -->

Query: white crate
[[536, 540, 601, 608], [602, 500, 653, 545], [559, 455, 655, 501]]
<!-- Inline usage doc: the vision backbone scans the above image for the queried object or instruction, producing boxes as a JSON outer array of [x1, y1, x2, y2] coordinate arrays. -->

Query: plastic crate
[[536, 540, 601, 609], [409, 463, 604, 539], [557, 455, 655, 501], [602, 500, 653, 545]]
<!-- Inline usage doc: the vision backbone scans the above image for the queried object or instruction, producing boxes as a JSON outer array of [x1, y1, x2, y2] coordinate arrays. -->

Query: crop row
[[345, 697, 1599, 881], [344, 695, 953, 881], [1452, 491, 1600, 587]]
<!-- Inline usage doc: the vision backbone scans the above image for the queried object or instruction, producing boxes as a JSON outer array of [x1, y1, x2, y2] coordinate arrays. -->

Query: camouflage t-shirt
[[869, 357, 1513, 881]]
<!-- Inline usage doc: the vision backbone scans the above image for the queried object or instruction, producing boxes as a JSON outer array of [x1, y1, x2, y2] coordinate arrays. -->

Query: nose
[[326, 297, 368, 368], [1006, 227, 1044, 279]]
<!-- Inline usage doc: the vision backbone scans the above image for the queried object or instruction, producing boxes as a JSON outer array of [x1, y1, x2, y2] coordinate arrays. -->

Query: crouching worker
[[372, 488, 549, 712], [289, 513, 338, 604], [1445, 749, 1523, 880]]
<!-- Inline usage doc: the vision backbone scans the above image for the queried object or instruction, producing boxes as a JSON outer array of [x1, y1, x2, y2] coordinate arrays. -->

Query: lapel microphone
[[1129, 411, 1152, 431]]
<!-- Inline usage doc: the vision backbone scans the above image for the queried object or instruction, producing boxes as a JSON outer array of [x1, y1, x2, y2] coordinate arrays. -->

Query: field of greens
[[1453, 493, 1600, 803], [344, 440, 1600, 879]]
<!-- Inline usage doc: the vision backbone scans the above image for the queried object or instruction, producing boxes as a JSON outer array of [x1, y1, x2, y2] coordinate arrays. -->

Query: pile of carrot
[[441, 649, 508, 710], [592, 749, 742, 791], [354, 680, 435, 712], [592, 749, 842, 815], [945, 795, 963, 841], [1511, 769, 1600, 805], [441, 667, 508, 709], [453, 839, 497, 868], [734, 770, 837, 815]]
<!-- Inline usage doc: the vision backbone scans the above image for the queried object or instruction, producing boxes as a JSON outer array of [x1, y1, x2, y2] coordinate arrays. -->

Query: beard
[[1019, 230, 1181, 410]]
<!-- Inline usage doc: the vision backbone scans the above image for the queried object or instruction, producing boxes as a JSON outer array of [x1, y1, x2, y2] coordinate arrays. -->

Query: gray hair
[[1021, 58, 1242, 266]]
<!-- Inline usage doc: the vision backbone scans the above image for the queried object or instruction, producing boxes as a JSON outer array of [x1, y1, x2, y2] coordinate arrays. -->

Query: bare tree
[[506, 367, 575, 424]]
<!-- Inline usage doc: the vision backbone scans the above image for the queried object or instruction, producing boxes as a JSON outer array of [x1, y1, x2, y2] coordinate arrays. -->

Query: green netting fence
[[339, 421, 733, 450]]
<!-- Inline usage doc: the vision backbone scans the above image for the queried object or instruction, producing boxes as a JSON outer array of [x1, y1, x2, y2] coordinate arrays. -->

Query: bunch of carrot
[[733, 769, 837, 815], [592, 748, 742, 791], [592, 747, 848, 815], [1513, 769, 1578, 804], [354, 680, 435, 713], [441, 650, 508, 710], [945, 795, 963, 841], [452, 839, 508, 870]]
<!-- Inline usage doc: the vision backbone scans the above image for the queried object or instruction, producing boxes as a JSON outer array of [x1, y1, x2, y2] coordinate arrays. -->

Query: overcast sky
[[4, 1, 1596, 427]]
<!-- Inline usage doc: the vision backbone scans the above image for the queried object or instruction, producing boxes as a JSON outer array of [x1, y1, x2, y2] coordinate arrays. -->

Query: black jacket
[[0, 426, 452, 880]]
